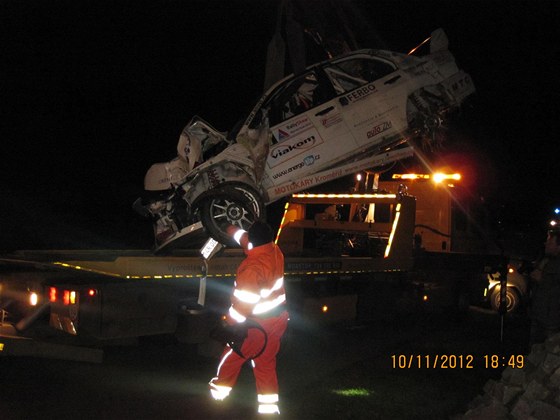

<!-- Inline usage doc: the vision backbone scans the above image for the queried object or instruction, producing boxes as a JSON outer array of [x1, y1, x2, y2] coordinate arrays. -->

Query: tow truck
[[0, 189, 415, 361], [1, 171, 506, 362]]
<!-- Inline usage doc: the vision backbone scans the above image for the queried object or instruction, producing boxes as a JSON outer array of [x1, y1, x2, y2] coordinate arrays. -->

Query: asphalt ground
[[0, 306, 531, 420]]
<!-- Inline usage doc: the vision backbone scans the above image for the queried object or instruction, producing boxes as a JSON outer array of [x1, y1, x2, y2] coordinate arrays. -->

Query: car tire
[[490, 286, 520, 313], [199, 183, 264, 246]]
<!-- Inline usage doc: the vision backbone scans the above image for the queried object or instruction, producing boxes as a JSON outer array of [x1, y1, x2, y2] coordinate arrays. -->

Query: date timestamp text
[[391, 354, 525, 369]]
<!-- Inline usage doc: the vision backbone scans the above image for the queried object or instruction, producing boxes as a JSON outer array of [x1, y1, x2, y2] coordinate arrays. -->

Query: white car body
[[136, 28, 475, 249]]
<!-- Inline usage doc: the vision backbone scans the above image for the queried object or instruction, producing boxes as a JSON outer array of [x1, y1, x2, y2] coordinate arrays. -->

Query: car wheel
[[200, 183, 264, 246], [490, 286, 520, 313]]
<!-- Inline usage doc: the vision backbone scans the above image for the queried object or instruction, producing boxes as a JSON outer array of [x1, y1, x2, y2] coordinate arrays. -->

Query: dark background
[[2, 0, 559, 251]]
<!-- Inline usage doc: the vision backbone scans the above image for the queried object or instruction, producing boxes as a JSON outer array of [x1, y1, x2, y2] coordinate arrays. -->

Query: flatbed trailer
[[0, 189, 505, 361]]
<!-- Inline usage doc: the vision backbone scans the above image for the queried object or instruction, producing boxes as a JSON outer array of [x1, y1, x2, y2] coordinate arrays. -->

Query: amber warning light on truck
[[392, 173, 461, 183]]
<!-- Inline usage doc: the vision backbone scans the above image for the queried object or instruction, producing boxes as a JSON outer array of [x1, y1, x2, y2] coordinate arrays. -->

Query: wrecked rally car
[[134, 29, 475, 250]]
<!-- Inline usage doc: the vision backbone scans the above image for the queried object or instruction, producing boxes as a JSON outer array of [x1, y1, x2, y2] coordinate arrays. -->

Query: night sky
[[2, 0, 559, 251]]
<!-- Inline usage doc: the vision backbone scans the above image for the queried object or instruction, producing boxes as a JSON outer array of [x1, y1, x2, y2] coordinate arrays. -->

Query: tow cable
[[210, 319, 268, 360]]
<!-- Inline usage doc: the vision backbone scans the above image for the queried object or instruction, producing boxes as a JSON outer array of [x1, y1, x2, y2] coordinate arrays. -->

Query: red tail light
[[63, 290, 70, 306], [49, 287, 57, 302]]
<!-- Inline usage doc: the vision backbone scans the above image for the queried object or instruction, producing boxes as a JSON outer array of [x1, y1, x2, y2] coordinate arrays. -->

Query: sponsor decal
[[352, 105, 399, 129], [268, 132, 323, 168], [313, 169, 345, 184], [366, 121, 393, 138], [303, 155, 317, 166], [340, 83, 377, 106], [286, 117, 312, 131], [277, 129, 290, 141], [273, 168, 345, 196], [273, 178, 315, 195], [321, 113, 343, 128], [273, 117, 313, 142], [272, 155, 319, 180], [271, 136, 316, 159]]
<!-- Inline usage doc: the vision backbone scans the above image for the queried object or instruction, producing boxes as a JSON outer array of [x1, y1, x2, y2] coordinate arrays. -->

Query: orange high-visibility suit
[[209, 225, 289, 415]]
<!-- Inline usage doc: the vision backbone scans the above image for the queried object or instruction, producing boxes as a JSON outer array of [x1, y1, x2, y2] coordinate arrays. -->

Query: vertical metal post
[[498, 257, 508, 343], [364, 171, 379, 223], [198, 260, 208, 307]]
